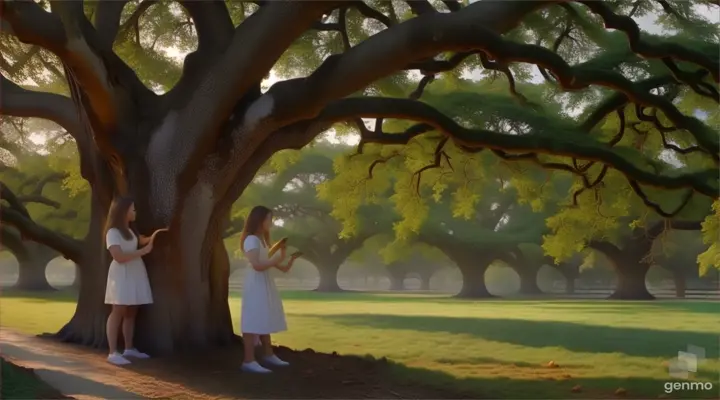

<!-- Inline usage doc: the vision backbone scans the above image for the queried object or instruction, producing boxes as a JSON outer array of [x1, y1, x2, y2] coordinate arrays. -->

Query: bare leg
[[106, 305, 126, 354], [243, 333, 258, 363], [260, 334, 273, 357], [122, 306, 138, 350], [258, 334, 289, 366]]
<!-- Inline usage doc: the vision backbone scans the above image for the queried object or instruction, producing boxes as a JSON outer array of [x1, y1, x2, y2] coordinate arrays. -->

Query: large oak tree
[[1, 0, 718, 353]]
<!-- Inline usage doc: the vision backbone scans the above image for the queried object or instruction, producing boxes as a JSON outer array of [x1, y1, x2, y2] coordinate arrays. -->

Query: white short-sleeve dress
[[104, 228, 154, 305], [241, 235, 287, 335]]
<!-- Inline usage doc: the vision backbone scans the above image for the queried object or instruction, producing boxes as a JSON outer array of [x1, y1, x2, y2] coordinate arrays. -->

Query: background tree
[[1, 124, 85, 290], [380, 242, 448, 291], [231, 143, 391, 292], [651, 230, 711, 297], [2, 0, 717, 353]]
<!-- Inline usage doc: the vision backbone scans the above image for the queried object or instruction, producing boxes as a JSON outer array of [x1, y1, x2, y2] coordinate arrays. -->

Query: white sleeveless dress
[[241, 235, 287, 335], [104, 228, 154, 305]]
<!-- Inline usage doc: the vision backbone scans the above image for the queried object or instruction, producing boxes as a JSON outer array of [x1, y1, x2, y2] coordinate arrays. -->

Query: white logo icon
[[668, 345, 706, 379]]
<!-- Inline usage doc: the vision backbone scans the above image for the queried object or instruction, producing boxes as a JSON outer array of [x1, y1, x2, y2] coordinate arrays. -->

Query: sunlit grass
[[2, 290, 718, 399]]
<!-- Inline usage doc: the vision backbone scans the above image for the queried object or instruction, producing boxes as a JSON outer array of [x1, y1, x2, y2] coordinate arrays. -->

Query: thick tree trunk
[[419, 272, 431, 291], [673, 270, 686, 298], [514, 265, 542, 295], [590, 240, 654, 300], [565, 278, 575, 294], [608, 257, 653, 300], [54, 195, 112, 348], [15, 248, 57, 291], [314, 262, 342, 292], [456, 264, 494, 298], [389, 274, 406, 291], [14, 243, 57, 291], [54, 182, 237, 355]]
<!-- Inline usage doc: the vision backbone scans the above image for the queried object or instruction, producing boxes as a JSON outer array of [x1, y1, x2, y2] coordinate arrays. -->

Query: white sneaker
[[262, 354, 289, 367], [241, 361, 272, 373], [123, 348, 150, 359], [107, 352, 131, 365]]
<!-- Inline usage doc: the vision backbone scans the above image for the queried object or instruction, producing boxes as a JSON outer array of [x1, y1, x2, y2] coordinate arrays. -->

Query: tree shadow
[[104, 345, 717, 399], [650, 301, 720, 315], [0, 289, 78, 303], [383, 360, 719, 399], [320, 314, 719, 359]]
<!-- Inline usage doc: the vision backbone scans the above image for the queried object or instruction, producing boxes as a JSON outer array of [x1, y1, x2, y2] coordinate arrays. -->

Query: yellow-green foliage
[[697, 200, 720, 275]]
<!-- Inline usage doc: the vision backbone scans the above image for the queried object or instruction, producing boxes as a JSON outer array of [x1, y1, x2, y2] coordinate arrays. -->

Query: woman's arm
[[275, 254, 300, 273], [246, 249, 283, 271], [138, 235, 151, 246], [108, 244, 151, 263], [138, 228, 169, 246]]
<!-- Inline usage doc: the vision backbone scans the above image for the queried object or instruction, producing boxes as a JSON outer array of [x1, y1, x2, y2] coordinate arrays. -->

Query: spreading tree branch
[[94, 0, 131, 48], [309, 96, 719, 198], [178, 0, 234, 52], [164, 1, 341, 192], [0, 181, 82, 263], [0, 73, 82, 137], [581, 1, 719, 82]]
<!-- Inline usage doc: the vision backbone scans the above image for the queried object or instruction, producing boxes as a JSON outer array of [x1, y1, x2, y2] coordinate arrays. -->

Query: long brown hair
[[105, 196, 137, 240], [240, 205, 272, 251]]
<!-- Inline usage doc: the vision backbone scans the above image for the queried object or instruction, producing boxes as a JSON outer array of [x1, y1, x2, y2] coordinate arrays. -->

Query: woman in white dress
[[240, 205, 301, 373], [104, 196, 167, 366]]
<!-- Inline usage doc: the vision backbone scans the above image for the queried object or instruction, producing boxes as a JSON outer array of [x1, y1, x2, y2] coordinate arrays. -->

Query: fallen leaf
[[547, 360, 559, 368], [615, 388, 627, 396], [571, 385, 582, 393]]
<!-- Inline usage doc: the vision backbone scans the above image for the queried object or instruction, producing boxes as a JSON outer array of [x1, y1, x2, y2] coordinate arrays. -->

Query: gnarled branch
[[0, 73, 82, 137], [311, 97, 719, 198]]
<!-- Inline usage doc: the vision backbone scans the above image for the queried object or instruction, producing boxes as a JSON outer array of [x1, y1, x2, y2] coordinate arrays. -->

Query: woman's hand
[[141, 241, 154, 255], [277, 253, 301, 273], [150, 227, 169, 241]]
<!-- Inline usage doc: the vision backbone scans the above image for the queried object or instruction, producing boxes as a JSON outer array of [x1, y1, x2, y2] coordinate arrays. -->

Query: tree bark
[[514, 264, 542, 295], [610, 261, 653, 300], [314, 262, 342, 292], [590, 241, 654, 300], [456, 263, 494, 298], [419, 272, 431, 291], [566, 277, 576, 294], [15, 243, 58, 291], [388, 273, 406, 291], [673, 270, 686, 298]]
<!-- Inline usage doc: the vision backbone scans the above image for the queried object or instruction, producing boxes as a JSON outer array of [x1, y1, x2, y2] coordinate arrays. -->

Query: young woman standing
[[104, 196, 167, 365], [240, 205, 301, 373]]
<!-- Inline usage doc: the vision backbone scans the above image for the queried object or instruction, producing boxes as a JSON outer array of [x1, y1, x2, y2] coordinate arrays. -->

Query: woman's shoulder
[[106, 228, 133, 239]]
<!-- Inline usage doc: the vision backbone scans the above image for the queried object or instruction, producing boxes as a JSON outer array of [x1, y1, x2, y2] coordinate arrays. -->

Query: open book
[[267, 237, 288, 258]]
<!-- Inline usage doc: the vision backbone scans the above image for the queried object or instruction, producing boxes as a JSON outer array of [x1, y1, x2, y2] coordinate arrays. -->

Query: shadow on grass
[[651, 302, 720, 315], [322, 314, 720, 359], [0, 289, 78, 303], [108, 343, 717, 399], [384, 359, 719, 399]]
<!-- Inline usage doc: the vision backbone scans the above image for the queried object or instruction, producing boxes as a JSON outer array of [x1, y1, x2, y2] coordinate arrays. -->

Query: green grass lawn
[[1, 290, 718, 399]]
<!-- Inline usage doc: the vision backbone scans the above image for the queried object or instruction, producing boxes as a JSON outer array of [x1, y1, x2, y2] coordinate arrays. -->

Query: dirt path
[[0, 329, 205, 399], [0, 329, 470, 399]]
